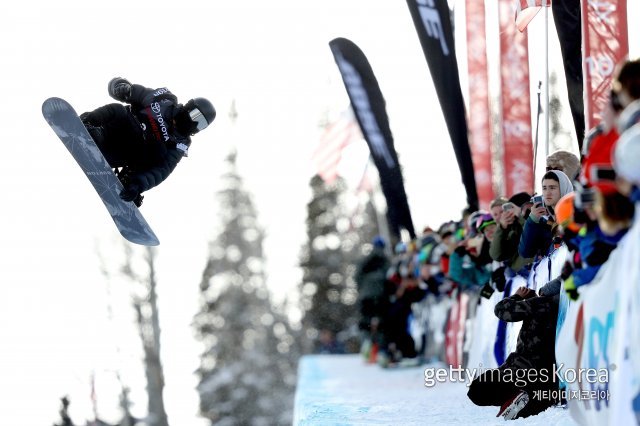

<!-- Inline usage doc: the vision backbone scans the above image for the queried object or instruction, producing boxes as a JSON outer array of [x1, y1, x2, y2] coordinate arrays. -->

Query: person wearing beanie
[[580, 62, 638, 198], [355, 237, 391, 334], [489, 192, 535, 274], [508, 192, 534, 218], [477, 214, 497, 242], [562, 190, 634, 300], [449, 213, 493, 289], [557, 124, 637, 300]]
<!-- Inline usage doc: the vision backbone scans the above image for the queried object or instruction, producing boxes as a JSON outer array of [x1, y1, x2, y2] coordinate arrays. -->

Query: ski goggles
[[189, 107, 209, 132]]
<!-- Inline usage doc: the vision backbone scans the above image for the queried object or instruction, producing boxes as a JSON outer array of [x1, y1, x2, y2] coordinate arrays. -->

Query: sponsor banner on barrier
[[556, 217, 640, 425]]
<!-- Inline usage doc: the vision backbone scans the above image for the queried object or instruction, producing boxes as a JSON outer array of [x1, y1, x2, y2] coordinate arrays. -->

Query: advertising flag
[[329, 37, 416, 239]]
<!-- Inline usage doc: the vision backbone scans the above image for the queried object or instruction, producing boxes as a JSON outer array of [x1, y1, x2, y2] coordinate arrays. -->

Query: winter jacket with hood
[[494, 281, 560, 371], [519, 170, 574, 259], [449, 239, 492, 288], [490, 216, 533, 272], [81, 84, 192, 194]]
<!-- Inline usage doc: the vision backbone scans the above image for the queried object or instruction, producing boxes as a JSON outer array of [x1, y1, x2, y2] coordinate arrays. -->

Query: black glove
[[560, 260, 574, 281], [480, 283, 495, 299], [491, 266, 507, 292], [108, 77, 132, 102], [120, 183, 141, 203], [79, 111, 94, 124], [454, 245, 467, 256]]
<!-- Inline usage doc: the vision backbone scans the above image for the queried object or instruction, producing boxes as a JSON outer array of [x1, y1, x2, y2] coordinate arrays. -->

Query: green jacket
[[489, 216, 533, 272], [449, 247, 492, 289]]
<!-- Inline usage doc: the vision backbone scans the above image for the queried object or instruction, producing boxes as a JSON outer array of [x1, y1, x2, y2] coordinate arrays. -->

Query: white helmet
[[614, 123, 640, 185]]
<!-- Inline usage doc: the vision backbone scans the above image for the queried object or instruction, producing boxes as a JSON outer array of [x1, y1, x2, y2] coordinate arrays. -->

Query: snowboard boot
[[497, 390, 529, 420], [114, 168, 143, 207]]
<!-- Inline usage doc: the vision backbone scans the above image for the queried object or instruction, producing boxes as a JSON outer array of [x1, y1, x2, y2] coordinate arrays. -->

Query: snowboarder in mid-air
[[80, 77, 216, 206]]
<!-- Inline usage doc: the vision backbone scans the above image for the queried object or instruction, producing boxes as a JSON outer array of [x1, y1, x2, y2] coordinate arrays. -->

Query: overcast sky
[[0, 1, 638, 425]]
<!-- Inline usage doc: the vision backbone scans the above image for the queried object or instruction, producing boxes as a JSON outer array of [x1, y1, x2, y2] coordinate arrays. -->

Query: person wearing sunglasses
[[80, 77, 216, 206]]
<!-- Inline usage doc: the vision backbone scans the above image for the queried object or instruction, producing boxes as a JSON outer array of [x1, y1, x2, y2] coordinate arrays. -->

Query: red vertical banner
[[498, 0, 534, 196], [465, 0, 494, 210], [582, 0, 628, 131]]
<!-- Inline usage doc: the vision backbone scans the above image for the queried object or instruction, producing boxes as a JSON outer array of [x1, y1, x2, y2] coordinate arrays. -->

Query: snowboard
[[42, 97, 160, 246]]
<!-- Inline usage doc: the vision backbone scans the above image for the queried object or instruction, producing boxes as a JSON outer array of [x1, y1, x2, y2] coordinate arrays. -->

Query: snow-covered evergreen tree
[[194, 150, 298, 425], [99, 244, 168, 426], [549, 72, 574, 152], [298, 175, 379, 354]]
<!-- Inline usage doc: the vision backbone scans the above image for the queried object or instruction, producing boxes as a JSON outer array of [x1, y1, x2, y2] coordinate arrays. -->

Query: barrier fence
[[413, 210, 640, 424]]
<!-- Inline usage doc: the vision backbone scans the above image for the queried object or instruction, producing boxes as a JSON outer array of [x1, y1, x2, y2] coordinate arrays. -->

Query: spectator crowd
[[352, 58, 640, 420]]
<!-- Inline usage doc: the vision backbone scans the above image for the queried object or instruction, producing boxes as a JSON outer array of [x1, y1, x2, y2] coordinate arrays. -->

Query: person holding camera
[[489, 193, 535, 278], [489, 196, 509, 223], [449, 213, 494, 289], [518, 170, 574, 260]]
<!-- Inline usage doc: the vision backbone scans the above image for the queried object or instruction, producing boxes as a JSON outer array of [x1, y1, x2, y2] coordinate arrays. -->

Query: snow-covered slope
[[294, 355, 577, 425]]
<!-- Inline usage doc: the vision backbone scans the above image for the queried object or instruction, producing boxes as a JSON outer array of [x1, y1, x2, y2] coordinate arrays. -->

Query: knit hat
[[372, 235, 386, 249], [467, 210, 488, 237], [555, 193, 581, 232], [547, 150, 581, 180], [475, 213, 496, 233], [508, 192, 533, 208]]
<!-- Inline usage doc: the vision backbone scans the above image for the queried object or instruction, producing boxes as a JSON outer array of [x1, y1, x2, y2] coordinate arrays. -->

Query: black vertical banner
[[329, 37, 416, 240], [406, 0, 479, 211], [552, 0, 585, 148]]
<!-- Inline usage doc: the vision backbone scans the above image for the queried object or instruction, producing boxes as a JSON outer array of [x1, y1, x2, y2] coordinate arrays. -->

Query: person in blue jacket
[[519, 170, 574, 259]]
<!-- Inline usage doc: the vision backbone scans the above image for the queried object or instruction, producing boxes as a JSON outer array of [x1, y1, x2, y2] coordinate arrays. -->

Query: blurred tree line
[[56, 150, 378, 425]]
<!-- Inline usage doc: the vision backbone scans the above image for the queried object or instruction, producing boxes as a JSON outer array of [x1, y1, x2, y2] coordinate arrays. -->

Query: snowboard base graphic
[[42, 97, 160, 246]]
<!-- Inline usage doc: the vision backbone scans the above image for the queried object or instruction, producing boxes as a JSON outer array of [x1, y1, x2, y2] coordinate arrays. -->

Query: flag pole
[[533, 80, 542, 176], [544, 0, 550, 160]]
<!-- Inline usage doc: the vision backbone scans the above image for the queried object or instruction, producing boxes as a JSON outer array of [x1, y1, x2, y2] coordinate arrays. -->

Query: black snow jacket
[[81, 84, 191, 194], [355, 247, 390, 302]]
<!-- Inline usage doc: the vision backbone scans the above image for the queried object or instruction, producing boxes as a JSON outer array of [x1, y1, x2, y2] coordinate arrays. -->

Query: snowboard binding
[[115, 167, 144, 207]]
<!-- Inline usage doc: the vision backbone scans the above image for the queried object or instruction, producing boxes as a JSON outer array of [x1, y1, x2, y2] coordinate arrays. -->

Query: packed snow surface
[[294, 354, 577, 426]]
